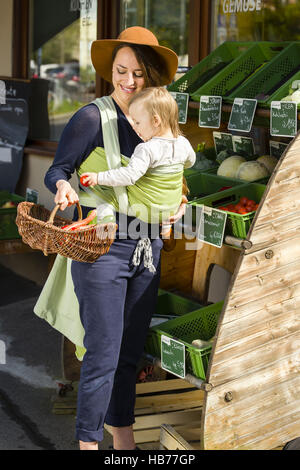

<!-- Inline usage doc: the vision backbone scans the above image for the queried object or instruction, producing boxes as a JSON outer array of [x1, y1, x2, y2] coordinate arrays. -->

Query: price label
[[232, 135, 255, 157], [199, 95, 222, 128], [228, 98, 257, 133], [213, 131, 234, 154], [196, 204, 227, 248], [270, 101, 297, 138], [161, 335, 185, 379], [269, 140, 288, 159], [169, 91, 189, 124]]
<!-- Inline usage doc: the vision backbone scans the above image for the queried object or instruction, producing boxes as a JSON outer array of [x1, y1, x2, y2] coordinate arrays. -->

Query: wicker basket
[[16, 202, 117, 263]]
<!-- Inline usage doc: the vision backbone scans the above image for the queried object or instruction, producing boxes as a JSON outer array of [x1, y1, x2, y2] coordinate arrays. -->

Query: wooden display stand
[[56, 125, 300, 450]]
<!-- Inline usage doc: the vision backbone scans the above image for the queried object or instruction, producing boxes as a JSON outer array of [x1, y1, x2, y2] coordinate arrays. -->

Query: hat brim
[[91, 39, 178, 86]]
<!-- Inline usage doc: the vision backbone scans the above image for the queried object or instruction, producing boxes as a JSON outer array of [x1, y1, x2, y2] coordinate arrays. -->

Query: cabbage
[[256, 155, 278, 174], [235, 161, 269, 182], [217, 155, 246, 178]]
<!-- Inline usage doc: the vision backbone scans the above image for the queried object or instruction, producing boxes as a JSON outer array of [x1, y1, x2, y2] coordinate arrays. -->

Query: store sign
[[161, 335, 185, 379], [222, 0, 262, 14], [199, 95, 222, 129], [232, 135, 254, 157], [270, 101, 297, 138], [269, 141, 288, 159], [196, 205, 227, 248], [169, 91, 189, 124], [228, 98, 257, 133], [213, 131, 234, 154]]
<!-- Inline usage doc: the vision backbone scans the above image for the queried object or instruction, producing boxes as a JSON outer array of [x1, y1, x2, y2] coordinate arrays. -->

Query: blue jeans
[[71, 237, 163, 442]]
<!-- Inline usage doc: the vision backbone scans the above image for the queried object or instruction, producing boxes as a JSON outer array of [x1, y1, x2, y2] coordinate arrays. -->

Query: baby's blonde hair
[[129, 87, 182, 138]]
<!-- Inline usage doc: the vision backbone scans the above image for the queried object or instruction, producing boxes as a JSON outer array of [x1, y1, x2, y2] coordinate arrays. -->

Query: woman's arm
[[45, 105, 101, 209]]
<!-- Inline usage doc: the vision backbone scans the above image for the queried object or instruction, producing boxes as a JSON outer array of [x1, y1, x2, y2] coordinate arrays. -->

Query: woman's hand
[[165, 195, 188, 225], [55, 180, 79, 211]]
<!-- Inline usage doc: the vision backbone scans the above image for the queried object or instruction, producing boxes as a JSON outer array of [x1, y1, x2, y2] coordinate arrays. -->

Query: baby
[[81, 87, 195, 238]]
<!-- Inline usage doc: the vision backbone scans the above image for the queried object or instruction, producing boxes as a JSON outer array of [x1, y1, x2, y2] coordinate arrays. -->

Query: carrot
[[62, 209, 97, 231]]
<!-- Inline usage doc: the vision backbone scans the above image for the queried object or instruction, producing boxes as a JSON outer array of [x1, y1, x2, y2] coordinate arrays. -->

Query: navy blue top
[[45, 99, 142, 195]]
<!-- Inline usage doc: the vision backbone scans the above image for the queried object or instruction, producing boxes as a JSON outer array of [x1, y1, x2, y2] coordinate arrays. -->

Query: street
[[0, 264, 112, 450]]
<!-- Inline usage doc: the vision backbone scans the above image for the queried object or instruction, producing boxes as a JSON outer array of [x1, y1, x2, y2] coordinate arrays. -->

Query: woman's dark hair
[[112, 43, 168, 87]]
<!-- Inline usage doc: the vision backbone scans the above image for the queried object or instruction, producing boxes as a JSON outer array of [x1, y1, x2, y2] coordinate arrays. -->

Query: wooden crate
[[105, 378, 204, 450]]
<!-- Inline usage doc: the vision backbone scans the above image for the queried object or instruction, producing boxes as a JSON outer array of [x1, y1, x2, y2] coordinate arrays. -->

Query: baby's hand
[[80, 172, 98, 187]]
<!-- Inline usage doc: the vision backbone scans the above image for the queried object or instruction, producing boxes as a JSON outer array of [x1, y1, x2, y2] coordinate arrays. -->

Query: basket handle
[[48, 201, 83, 224]]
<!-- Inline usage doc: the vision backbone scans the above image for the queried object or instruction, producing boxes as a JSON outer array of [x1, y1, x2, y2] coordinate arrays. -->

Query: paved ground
[[0, 264, 113, 451]]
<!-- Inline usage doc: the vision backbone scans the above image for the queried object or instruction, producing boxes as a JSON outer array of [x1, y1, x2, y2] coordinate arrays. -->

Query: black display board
[[0, 79, 30, 192], [0, 77, 50, 192]]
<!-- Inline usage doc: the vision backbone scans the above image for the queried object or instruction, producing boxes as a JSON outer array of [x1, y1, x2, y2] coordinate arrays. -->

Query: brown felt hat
[[91, 26, 178, 85]]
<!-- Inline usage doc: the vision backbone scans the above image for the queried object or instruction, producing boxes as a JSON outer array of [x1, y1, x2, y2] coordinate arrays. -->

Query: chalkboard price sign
[[169, 91, 189, 124], [270, 101, 297, 138], [213, 131, 234, 154], [161, 335, 185, 379], [199, 95, 222, 128], [269, 140, 288, 159], [196, 205, 227, 248], [232, 135, 255, 157], [228, 98, 257, 133]]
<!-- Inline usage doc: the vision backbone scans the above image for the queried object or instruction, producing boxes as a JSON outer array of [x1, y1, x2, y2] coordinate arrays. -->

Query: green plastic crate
[[189, 183, 266, 239], [0, 191, 25, 240], [185, 171, 245, 200], [191, 42, 288, 102], [226, 41, 300, 107], [155, 290, 203, 317], [200, 167, 269, 186], [168, 42, 253, 95], [263, 69, 300, 108], [145, 302, 223, 380]]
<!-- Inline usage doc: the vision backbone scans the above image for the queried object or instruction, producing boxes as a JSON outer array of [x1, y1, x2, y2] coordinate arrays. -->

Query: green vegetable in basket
[[235, 160, 269, 182], [191, 142, 216, 171]]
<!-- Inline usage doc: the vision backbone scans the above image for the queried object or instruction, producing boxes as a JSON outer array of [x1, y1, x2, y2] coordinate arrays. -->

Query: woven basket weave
[[16, 202, 117, 263]]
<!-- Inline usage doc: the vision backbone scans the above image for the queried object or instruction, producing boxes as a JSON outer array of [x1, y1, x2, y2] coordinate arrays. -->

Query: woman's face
[[111, 46, 145, 110]]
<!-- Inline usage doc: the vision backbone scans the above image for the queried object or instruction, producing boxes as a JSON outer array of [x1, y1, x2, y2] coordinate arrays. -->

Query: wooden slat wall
[[202, 132, 300, 450]]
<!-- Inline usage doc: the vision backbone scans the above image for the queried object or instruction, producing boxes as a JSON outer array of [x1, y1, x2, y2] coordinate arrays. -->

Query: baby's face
[[129, 102, 157, 142]]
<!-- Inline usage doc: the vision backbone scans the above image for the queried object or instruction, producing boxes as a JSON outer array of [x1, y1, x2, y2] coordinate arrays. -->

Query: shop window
[[211, 0, 300, 49], [120, 0, 190, 75], [29, 0, 97, 142]]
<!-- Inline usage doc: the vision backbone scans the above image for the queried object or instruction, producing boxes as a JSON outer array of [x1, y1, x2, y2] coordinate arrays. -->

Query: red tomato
[[235, 203, 243, 212], [239, 196, 248, 206], [80, 175, 89, 187], [247, 199, 256, 207], [237, 208, 248, 214], [227, 204, 235, 212]]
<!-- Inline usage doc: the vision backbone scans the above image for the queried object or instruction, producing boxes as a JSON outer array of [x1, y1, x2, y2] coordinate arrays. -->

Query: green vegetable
[[191, 142, 217, 171]]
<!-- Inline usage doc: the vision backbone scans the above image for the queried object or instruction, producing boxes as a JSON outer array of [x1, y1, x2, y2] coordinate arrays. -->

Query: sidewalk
[[0, 263, 112, 450]]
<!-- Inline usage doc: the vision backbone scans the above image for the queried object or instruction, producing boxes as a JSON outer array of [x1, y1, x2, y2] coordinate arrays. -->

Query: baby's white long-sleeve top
[[97, 136, 196, 187]]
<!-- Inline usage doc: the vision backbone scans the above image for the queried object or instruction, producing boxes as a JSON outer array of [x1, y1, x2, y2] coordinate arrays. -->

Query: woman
[[44, 27, 185, 451]]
